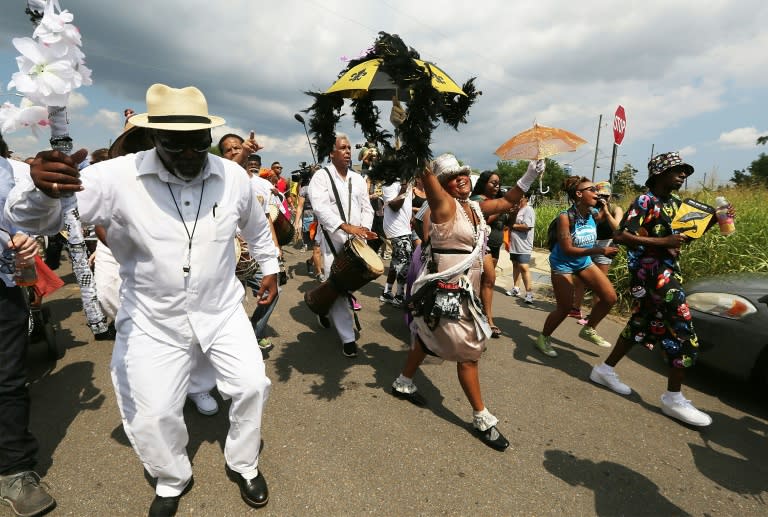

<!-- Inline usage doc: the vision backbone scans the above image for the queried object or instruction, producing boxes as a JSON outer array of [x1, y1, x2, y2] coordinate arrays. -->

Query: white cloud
[[678, 146, 697, 158], [717, 127, 764, 149]]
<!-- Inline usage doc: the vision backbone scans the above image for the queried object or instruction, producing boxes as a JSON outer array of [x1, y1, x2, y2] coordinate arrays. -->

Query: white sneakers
[[589, 365, 712, 427], [188, 391, 219, 416], [504, 287, 533, 304], [589, 364, 631, 395], [660, 393, 712, 426]]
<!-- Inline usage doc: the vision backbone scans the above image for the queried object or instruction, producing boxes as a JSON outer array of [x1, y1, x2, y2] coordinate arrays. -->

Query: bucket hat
[[645, 151, 694, 188]]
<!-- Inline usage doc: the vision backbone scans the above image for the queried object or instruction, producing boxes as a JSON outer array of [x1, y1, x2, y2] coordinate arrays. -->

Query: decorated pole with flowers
[[2, 0, 108, 336]]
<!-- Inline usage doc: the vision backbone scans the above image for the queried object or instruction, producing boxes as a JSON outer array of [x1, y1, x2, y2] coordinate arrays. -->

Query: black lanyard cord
[[167, 180, 206, 276]]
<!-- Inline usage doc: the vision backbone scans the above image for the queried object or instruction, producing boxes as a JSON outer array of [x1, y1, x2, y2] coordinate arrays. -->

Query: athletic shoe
[[258, 338, 274, 352], [660, 394, 712, 426], [350, 297, 362, 311], [317, 273, 326, 282], [567, 308, 583, 319], [524, 293, 533, 304], [577, 317, 589, 326], [535, 334, 557, 357], [379, 292, 394, 303], [391, 294, 404, 308], [188, 391, 219, 416], [589, 365, 631, 395], [579, 326, 612, 348], [505, 287, 520, 297]]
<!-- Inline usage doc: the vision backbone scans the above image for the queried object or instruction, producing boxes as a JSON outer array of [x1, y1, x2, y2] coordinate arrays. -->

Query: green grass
[[532, 187, 768, 312]]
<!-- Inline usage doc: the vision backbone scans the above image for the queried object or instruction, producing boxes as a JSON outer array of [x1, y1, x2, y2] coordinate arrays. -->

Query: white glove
[[390, 97, 407, 127], [517, 159, 545, 193]]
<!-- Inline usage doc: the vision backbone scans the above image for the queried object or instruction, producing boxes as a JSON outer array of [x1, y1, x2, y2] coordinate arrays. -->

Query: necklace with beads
[[456, 198, 483, 240]]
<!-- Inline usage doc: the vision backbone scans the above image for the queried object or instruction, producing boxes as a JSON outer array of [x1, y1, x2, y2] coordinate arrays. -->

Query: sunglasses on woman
[[578, 186, 598, 193]]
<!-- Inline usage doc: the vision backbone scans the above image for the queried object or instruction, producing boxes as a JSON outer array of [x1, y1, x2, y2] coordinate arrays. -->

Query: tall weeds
[[532, 187, 768, 312]]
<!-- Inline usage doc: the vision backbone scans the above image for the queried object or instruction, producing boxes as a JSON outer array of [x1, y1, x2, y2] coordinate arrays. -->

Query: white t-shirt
[[382, 182, 412, 238]]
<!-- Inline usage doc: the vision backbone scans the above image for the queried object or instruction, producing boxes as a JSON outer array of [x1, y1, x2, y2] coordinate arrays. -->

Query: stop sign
[[613, 105, 627, 145]]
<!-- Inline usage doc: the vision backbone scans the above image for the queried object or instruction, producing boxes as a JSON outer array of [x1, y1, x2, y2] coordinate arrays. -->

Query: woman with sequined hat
[[589, 151, 733, 427], [391, 153, 544, 451]]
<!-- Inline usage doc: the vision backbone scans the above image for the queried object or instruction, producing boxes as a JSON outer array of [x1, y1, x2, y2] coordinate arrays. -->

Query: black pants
[[0, 284, 38, 475]]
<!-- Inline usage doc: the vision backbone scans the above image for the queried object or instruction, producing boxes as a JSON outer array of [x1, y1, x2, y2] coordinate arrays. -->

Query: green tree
[[612, 163, 642, 194], [730, 153, 768, 187], [494, 158, 566, 197]]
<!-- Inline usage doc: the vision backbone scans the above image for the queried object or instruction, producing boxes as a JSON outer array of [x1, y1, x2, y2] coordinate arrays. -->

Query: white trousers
[[110, 307, 271, 497], [321, 244, 356, 344]]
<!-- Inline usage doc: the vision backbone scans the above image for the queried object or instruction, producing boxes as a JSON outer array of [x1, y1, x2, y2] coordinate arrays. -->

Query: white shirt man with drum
[[308, 134, 374, 358]]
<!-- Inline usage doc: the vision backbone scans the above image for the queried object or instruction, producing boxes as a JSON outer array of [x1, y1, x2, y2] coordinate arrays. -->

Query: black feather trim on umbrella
[[302, 91, 344, 162], [304, 31, 480, 183]]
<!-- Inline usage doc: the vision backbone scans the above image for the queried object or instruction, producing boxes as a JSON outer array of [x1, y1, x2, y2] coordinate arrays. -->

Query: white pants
[[110, 307, 271, 496], [321, 243, 356, 344]]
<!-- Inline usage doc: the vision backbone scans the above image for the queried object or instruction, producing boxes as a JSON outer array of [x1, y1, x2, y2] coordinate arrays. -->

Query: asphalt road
[[17, 245, 768, 517]]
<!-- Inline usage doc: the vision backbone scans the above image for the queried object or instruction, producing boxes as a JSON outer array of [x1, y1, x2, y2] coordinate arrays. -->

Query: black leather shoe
[[342, 341, 357, 358], [226, 466, 269, 508], [317, 314, 331, 329], [390, 387, 427, 406], [148, 477, 193, 517], [474, 425, 509, 452]]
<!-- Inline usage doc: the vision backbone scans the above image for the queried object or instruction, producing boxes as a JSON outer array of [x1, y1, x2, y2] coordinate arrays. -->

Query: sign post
[[609, 105, 626, 187]]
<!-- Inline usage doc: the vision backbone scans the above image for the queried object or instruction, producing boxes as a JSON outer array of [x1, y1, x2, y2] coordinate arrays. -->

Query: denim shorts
[[509, 253, 531, 264]]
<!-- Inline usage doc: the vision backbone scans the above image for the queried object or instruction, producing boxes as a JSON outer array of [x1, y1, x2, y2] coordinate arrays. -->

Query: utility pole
[[591, 114, 602, 182], [649, 144, 655, 161]]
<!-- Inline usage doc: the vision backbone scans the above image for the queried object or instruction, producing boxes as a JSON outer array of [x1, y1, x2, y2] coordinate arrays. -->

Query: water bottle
[[715, 196, 735, 236]]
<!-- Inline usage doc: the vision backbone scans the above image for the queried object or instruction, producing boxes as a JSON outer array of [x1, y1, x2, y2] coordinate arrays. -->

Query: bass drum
[[304, 238, 384, 315]]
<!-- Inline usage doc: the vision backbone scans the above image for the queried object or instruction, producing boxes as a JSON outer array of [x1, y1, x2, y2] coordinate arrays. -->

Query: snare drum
[[304, 238, 384, 315]]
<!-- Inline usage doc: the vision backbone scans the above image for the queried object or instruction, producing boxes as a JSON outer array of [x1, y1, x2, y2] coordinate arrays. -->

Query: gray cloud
[[1, 0, 766, 174]]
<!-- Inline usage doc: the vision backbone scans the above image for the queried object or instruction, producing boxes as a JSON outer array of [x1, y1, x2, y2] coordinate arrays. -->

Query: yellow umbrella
[[325, 58, 466, 100], [494, 124, 588, 161]]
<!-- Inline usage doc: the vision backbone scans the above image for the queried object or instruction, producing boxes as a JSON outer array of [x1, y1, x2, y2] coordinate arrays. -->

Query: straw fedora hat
[[129, 83, 225, 131]]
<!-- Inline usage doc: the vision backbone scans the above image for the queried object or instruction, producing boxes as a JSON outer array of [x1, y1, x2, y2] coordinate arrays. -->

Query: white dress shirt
[[308, 163, 373, 253], [6, 150, 278, 348]]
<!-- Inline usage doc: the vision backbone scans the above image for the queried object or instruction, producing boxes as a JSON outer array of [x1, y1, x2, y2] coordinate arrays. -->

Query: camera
[[290, 161, 314, 186]]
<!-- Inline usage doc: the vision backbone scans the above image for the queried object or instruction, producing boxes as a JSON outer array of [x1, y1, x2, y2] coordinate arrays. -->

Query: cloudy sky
[[1, 0, 767, 185]]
